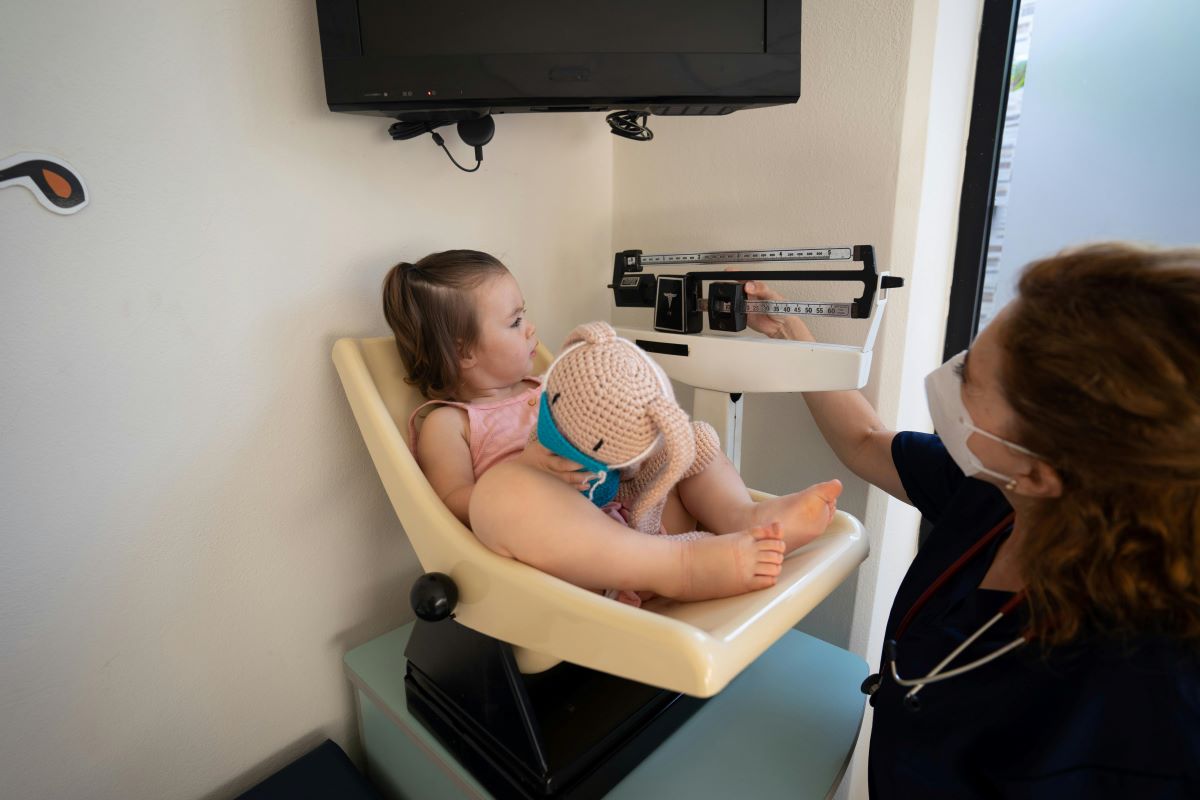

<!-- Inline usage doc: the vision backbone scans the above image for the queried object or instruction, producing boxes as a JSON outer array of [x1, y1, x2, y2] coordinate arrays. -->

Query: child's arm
[[415, 405, 476, 526], [416, 407, 596, 526]]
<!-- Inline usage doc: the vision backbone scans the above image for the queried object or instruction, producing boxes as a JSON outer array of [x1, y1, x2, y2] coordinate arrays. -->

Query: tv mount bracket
[[609, 243, 904, 352]]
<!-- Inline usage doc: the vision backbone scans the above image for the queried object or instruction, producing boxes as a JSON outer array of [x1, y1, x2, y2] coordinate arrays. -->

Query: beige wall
[[0, 3, 611, 799]]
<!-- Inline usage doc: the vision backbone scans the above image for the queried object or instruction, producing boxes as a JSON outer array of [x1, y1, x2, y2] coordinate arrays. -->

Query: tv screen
[[316, 0, 801, 122]]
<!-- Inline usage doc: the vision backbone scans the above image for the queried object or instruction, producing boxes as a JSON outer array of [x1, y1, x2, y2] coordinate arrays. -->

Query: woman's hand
[[519, 438, 593, 490], [738, 279, 816, 342], [722, 268, 815, 341]]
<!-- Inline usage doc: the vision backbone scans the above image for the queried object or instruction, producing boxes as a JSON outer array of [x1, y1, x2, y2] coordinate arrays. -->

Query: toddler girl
[[383, 249, 842, 601]]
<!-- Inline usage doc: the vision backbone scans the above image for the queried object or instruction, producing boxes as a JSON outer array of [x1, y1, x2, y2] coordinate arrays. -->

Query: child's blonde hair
[[382, 249, 508, 400]]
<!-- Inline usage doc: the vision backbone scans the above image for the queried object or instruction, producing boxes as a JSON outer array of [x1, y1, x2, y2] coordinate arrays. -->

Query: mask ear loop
[[964, 424, 1042, 491]]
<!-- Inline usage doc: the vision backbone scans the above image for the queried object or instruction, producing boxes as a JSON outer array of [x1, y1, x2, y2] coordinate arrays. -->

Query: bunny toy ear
[[626, 396, 696, 534], [559, 320, 618, 351]]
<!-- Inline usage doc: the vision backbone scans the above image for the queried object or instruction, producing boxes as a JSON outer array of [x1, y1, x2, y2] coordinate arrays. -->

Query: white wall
[[0, 3, 611, 799]]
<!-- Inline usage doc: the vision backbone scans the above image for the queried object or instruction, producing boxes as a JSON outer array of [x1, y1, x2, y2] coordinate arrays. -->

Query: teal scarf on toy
[[536, 391, 619, 507]]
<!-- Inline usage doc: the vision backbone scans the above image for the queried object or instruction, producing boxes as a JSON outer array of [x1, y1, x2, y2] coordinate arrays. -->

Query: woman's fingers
[[744, 280, 785, 302]]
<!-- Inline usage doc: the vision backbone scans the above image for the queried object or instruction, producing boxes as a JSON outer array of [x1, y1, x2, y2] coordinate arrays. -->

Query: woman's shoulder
[[891, 430, 983, 524], [1090, 635, 1200, 685], [1047, 634, 1200, 721]]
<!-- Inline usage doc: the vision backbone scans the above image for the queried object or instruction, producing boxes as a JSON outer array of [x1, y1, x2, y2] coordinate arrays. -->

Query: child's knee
[[661, 485, 698, 534]]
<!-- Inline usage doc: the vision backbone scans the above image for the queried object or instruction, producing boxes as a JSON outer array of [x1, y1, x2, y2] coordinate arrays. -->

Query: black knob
[[411, 572, 458, 622]]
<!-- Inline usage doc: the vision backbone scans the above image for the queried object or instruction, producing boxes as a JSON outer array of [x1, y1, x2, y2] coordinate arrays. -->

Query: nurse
[[745, 242, 1200, 798]]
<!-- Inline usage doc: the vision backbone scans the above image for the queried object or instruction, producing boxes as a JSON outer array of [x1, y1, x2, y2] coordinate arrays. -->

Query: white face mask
[[925, 351, 1040, 487]]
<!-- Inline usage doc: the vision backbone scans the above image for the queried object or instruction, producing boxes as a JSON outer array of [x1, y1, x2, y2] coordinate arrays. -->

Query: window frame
[[942, 0, 1022, 360]]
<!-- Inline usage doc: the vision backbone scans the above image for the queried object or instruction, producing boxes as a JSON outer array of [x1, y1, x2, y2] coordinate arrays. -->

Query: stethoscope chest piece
[[860, 673, 882, 697]]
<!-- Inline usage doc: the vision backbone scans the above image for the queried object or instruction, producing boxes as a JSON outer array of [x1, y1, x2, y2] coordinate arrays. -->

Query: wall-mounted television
[[315, 1, 801, 124]]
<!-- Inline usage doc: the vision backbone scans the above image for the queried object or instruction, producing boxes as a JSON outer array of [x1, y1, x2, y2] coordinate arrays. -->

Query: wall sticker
[[0, 153, 88, 215]]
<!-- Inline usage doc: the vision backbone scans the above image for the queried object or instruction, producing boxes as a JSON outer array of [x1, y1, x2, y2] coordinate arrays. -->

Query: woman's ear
[[1017, 459, 1063, 499]]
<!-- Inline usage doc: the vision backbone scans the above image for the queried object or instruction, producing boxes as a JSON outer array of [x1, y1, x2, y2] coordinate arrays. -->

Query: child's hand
[[520, 440, 594, 490]]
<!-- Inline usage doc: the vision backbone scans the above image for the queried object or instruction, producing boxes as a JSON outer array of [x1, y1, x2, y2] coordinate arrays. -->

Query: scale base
[[404, 619, 705, 799]]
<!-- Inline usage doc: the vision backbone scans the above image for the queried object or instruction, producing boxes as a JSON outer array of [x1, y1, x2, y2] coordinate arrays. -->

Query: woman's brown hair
[[1001, 242, 1200, 646], [382, 249, 508, 400]]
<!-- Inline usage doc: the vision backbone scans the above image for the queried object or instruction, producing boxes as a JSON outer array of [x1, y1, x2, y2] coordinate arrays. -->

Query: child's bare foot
[[671, 523, 785, 601], [753, 479, 842, 552]]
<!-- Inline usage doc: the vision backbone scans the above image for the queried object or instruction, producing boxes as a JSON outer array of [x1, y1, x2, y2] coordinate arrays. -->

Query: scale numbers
[[742, 301, 852, 317]]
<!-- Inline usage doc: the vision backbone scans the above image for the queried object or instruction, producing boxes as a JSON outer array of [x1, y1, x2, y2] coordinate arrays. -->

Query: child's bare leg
[[472, 463, 784, 600], [674, 450, 755, 534], [675, 451, 844, 552], [660, 484, 698, 534]]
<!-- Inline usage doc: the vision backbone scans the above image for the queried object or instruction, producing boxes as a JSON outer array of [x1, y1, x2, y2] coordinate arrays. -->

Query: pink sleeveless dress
[[407, 378, 543, 478]]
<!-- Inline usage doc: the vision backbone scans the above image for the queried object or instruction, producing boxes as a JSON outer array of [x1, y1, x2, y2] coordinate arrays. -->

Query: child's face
[[462, 271, 539, 391]]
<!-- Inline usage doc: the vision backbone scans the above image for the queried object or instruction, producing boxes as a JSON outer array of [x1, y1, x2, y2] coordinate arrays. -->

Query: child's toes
[[817, 479, 844, 500], [750, 574, 778, 591], [760, 538, 786, 555], [756, 561, 783, 578], [760, 549, 784, 565]]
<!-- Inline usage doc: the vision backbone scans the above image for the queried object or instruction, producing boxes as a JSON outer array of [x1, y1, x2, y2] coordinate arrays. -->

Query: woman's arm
[[743, 280, 910, 504]]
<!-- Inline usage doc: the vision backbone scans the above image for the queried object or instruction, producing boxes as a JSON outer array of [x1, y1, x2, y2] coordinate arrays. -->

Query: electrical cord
[[429, 131, 481, 172], [606, 110, 654, 141], [387, 120, 482, 171]]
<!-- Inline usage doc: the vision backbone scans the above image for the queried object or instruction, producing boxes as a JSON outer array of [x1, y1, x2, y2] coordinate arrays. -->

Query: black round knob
[[410, 572, 458, 622]]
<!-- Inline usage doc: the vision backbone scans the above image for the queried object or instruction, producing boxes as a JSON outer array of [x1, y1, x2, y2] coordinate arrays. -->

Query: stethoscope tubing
[[867, 512, 1030, 708]]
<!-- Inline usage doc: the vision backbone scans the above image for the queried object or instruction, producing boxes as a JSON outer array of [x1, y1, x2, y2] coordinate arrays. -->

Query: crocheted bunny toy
[[537, 321, 720, 534]]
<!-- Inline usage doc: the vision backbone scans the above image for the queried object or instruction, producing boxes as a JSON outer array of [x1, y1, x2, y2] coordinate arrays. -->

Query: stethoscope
[[861, 513, 1031, 711]]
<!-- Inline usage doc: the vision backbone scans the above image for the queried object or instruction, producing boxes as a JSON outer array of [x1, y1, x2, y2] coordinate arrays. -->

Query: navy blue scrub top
[[868, 432, 1200, 799]]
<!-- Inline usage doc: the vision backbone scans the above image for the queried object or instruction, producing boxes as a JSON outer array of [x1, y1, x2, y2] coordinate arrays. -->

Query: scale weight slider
[[708, 282, 748, 332]]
